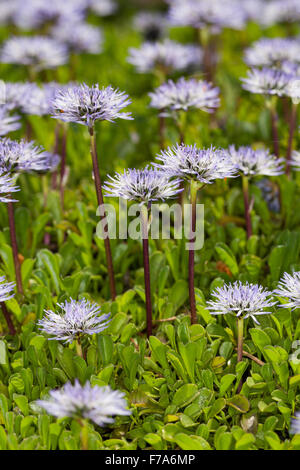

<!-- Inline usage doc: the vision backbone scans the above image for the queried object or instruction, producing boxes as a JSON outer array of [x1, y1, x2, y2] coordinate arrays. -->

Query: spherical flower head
[[0, 107, 21, 136], [103, 167, 183, 204], [0, 138, 60, 174], [291, 412, 300, 435], [38, 298, 111, 344], [0, 276, 16, 301], [241, 67, 292, 97], [89, 0, 117, 17], [21, 83, 62, 116], [0, 82, 35, 112], [133, 12, 168, 41], [274, 272, 300, 310], [244, 38, 300, 68], [155, 144, 238, 184], [37, 380, 131, 427], [226, 145, 285, 177], [127, 39, 202, 74], [0, 170, 20, 203], [167, 0, 246, 33], [50, 20, 103, 55], [289, 150, 300, 171], [51, 83, 132, 128], [207, 281, 276, 324], [1, 36, 69, 71], [149, 77, 220, 115]]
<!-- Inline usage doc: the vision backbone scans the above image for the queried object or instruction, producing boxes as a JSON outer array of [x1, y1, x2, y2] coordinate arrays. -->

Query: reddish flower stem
[[1, 302, 16, 335], [7, 201, 23, 295]]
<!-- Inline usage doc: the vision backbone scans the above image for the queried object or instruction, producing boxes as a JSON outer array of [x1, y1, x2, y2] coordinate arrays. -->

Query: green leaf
[[227, 395, 250, 413]]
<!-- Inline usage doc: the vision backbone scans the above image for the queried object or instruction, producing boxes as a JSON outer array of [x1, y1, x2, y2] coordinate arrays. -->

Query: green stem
[[79, 419, 89, 450], [89, 126, 116, 300], [141, 204, 152, 337], [242, 175, 252, 239], [75, 338, 83, 358], [286, 103, 298, 176], [237, 317, 244, 393], [7, 201, 23, 296], [267, 97, 280, 158], [189, 180, 198, 325]]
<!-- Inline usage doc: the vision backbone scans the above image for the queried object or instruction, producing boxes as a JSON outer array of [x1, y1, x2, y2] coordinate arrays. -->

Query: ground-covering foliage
[[1, 0, 300, 451]]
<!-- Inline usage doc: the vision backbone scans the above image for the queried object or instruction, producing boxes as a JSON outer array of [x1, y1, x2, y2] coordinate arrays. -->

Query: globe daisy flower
[[0, 82, 35, 112], [241, 67, 291, 97], [244, 38, 300, 69], [226, 145, 284, 237], [0, 107, 21, 136], [37, 380, 131, 449], [0, 170, 19, 203], [274, 272, 300, 309], [133, 12, 168, 41], [156, 144, 238, 324], [0, 36, 69, 72], [290, 412, 300, 435], [38, 298, 111, 354], [207, 280, 276, 390], [104, 167, 182, 337], [52, 83, 133, 301], [89, 0, 117, 17], [50, 20, 103, 55], [0, 275, 16, 335], [149, 77, 220, 115], [127, 39, 202, 75]]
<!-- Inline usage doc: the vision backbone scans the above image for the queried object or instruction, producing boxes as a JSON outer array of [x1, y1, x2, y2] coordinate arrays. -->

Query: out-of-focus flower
[[51, 83, 132, 128], [133, 12, 168, 41], [241, 67, 291, 97], [21, 83, 59, 116], [37, 380, 131, 427], [274, 272, 300, 309], [38, 298, 111, 343], [289, 150, 300, 171], [0, 276, 16, 301], [50, 20, 103, 54], [226, 145, 285, 177], [127, 39, 202, 74], [0, 107, 21, 136], [207, 281, 276, 324], [167, 0, 247, 33], [244, 38, 300, 69], [1, 36, 69, 71], [0, 82, 35, 112], [104, 167, 183, 204], [89, 0, 117, 17], [149, 77, 220, 115], [290, 412, 300, 434], [0, 138, 60, 173], [0, 170, 19, 203], [155, 144, 238, 183]]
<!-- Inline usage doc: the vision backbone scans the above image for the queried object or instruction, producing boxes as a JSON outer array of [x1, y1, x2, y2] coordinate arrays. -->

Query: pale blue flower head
[[21, 82, 63, 116], [0, 82, 35, 112], [207, 281, 276, 324], [50, 20, 103, 54], [1, 36, 69, 71], [244, 38, 300, 69], [226, 145, 285, 177], [103, 167, 183, 204], [0, 276, 16, 301], [38, 298, 111, 343], [37, 380, 131, 427], [291, 412, 300, 435], [127, 39, 201, 74], [155, 144, 238, 184], [274, 272, 300, 310], [51, 83, 132, 128], [241, 67, 291, 97], [0, 107, 21, 136], [0, 170, 20, 203], [0, 138, 60, 174], [89, 0, 117, 17], [149, 77, 220, 115], [133, 12, 168, 41]]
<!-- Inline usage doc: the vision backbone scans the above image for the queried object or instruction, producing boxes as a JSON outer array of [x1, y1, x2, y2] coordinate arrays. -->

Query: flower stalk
[[237, 317, 244, 393], [7, 201, 23, 295], [189, 180, 198, 324], [242, 175, 252, 239], [286, 103, 298, 176], [141, 204, 152, 337], [89, 126, 116, 300], [1, 302, 16, 335]]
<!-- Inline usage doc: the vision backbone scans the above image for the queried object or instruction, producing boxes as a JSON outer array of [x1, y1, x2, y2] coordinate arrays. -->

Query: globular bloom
[[207, 281, 277, 324], [38, 298, 111, 343], [289, 151, 300, 171], [21, 83, 61, 116], [51, 83, 132, 128], [103, 167, 183, 204], [0, 138, 60, 173], [244, 38, 300, 69], [0, 276, 16, 301], [226, 145, 285, 177], [50, 21, 103, 54], [0, 82, 35, 112], [127, 39, 202, 74], [0, 36, 69, 71], [133, 12, 168, 41], [149, 77, 220, 114], [89, 0, 117, 17], [167, 0, 247, 33], [243, 0, 300, 27], [274, 272, 300, 309], [155, 144, 238, 184], [0, 107, 21, 136], [0, 170, 20, 203], [241, 68, 292, 97], [36, 380, 131, 427], [290, 412, 300, 435]]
